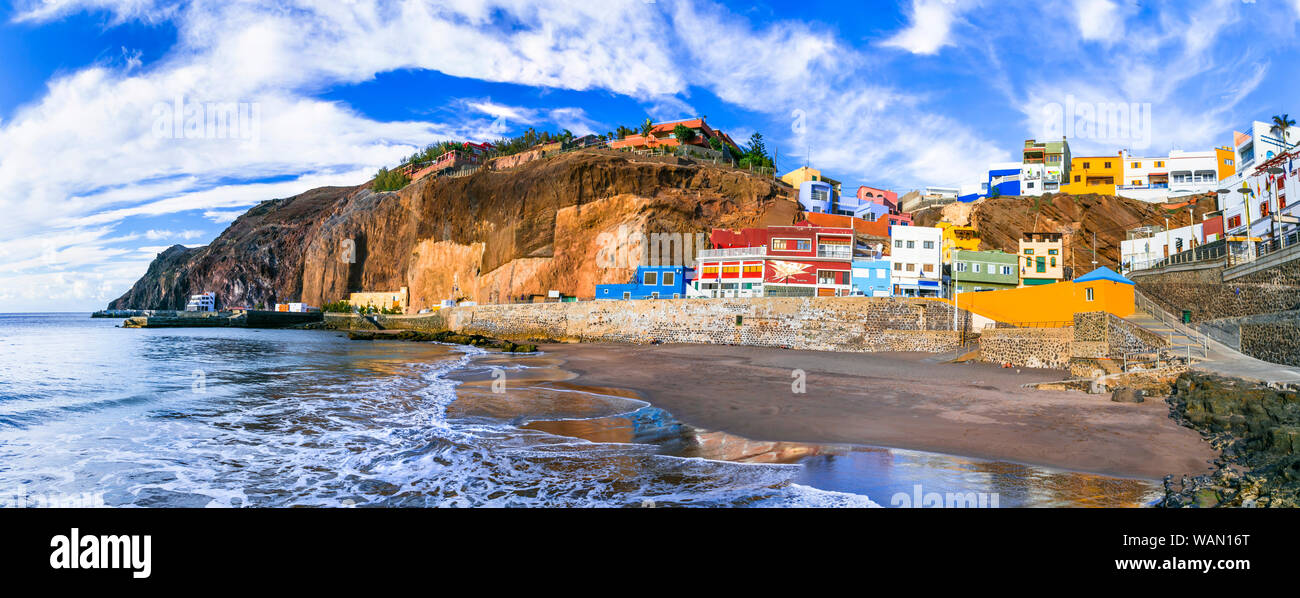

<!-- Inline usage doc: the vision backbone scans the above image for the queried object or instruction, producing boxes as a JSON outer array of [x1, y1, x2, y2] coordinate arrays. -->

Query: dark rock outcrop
[[1161, 372, 1300, 507]]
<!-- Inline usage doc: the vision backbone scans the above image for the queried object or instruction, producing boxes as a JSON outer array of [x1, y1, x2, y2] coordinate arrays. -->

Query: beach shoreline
[[535, 342, 1217, 481]]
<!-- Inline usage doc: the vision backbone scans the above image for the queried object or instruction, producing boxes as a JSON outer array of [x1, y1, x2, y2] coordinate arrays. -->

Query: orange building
[[607, 117, 740, 154], [956, 267, 1134, 325]]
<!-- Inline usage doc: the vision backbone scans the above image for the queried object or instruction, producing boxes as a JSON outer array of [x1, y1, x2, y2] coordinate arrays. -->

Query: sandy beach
[[537, 343, 1217, 481]]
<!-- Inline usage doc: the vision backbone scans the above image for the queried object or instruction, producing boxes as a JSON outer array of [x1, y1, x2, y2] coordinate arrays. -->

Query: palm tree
[[1271, 114, 1295, 148]]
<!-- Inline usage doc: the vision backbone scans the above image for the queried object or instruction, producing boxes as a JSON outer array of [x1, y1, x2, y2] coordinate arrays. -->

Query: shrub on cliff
[[372, 167, 410, 192]]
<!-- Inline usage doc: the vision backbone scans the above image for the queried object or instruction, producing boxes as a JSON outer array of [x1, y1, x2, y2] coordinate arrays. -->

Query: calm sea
[[0, 313, 1160, 507]]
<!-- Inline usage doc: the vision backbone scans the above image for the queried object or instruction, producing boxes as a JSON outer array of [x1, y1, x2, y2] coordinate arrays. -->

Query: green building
[[952, 249, 1019, 293]]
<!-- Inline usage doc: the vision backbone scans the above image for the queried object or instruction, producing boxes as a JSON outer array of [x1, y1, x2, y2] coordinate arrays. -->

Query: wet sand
[[537, 343, 1217, 481]]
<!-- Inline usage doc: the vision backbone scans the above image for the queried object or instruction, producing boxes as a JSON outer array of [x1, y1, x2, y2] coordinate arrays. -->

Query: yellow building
[[1018, 232, 1065, 286], [780, 166, 842, 193], [349, 286, 409, 313], [1061, 154, 1123, 195], [1215, 146, 1236, 180], [936, 222, 981, 261], [956, 271, 1135, 325]]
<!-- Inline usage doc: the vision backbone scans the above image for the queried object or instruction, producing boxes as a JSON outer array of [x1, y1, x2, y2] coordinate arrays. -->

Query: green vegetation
[[372, 167, 410, 192], [1271, 113, 1294, 144], [321, 300, 352, 313], [673, 123, 697, 144], [738, 132, 774, 170]]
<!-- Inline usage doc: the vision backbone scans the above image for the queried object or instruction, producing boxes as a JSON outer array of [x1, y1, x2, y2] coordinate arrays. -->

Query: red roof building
[[607, 117, 740, 154], [689, 225, 854, 298]]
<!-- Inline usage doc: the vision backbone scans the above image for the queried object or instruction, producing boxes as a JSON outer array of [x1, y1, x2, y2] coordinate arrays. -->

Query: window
[[1024, 248, 1034, 255], [742, 264, 762, 276], [662, 272, 675, 286], [973, 263, 982, 273], [906, 240, 915, 249], [894, 240, 903, 248], [1156, 161, 1165, 168], [771, 238, 811, 251], [643, 271, 658, 286], [1036, 257, 1046, 273], [922, 241, 934, 249], [722, 265, 739, 275], [893, 262, 903, 271], [1104, 162, 1112, 168], [622, 292, 631, 300], [1002, 266, 1013, 276], [1228, 215, 1242, 228], [1025, 257, 1033, 267], [1225, 159, 1234, 166], [906, 263, 916, 272], [1050, 257, 1056, 267], [701, 266, 719, 277], [1027, 182, 1035, 189], [1132, 162, 1141, 168], [1073, 175, 1081, 182], [1086, 288, 1095, 302], [956, 262, 967, 272], [1048, 249, 1058, 255], [650, 292, 659, 299], [922, 264, 934, 273], [1083, 162, 1091, 169]]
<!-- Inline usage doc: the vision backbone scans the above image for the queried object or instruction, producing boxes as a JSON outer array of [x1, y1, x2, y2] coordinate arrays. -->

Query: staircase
[[1128, 290, 1300, 385]]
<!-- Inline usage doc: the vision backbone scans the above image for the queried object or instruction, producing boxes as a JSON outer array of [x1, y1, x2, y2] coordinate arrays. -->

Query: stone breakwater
[[1161, 372, 1300, 508], [326, 297, 972, 354]]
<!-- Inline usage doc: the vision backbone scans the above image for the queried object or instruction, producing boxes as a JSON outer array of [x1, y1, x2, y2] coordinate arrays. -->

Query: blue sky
[[2, 0, 1299, 312]]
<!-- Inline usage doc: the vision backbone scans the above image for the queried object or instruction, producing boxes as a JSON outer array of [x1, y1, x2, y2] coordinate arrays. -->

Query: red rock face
[[109, 150, 799, 311]]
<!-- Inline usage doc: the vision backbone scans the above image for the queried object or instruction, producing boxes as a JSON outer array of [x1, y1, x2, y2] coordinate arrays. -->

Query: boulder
[[1111, 387, 1145, 403]]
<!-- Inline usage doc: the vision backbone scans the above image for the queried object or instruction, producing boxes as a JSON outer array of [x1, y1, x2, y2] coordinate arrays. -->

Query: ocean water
[[0, 314, 1161, 508]]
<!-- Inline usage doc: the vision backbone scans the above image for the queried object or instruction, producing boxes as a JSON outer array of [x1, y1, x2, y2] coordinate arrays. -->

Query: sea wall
[[346, 297, 972, 353], [978, 327, 1073, 369]]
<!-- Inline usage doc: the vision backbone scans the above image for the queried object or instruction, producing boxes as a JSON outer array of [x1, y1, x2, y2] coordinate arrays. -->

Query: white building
[[1120, 223, 1204, 274], [1218, 147, 1299, 244], [889, 225, 943, 297], [185, 292, 216, 312], [1115, 148, 1234, 203], [1234, 120, 1300, 173]]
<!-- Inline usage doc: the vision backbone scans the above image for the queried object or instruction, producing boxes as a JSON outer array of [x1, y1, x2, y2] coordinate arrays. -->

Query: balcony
[[816, 247, 853, 260], [698, 245, 766, 259]]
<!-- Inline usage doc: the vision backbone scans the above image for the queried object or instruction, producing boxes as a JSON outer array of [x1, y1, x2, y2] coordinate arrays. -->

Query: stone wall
[[430, 297, 971, 353], [1240, 317, 1300, 367], [1132, 259, 1300, 323], [978, 327, 1074, 369]]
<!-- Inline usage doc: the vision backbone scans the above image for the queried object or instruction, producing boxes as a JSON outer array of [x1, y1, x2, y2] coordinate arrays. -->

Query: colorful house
[[596, 265, 694, 300], [691, 225, 854, 298], [951, 250, 1018, 293], [956, 267, 1135, 325], [1018, 232, 1065, 286], [1021, 138, 1071, 194], [936, 222, 981, 261], [781, 166, 842, 193], [797, 180, 841, 214], [890, 225, 943, 297], [1062, 154, 1123, 195], [851, 259, 893, 297]]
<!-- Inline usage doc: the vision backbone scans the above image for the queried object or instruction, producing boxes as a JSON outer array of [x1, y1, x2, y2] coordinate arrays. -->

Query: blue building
[[797, 180, 840, 214], [595, 265, 694, 300], [850, 259, 893, 297]]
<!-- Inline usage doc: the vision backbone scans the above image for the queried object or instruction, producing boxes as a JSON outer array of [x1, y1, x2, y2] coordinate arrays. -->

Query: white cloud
[[881, 0, 966, 55], [1071, 0, 1124, 41]]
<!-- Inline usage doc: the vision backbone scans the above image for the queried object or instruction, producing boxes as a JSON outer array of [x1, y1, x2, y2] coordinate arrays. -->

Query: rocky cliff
[[110, 150, 798, 310], [913, 192, 1217, 272]]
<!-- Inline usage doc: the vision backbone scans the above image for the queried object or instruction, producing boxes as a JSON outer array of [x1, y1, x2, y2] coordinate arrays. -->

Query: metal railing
[[698, 246, 766, 259], [1133, 289, 1210, 360]]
